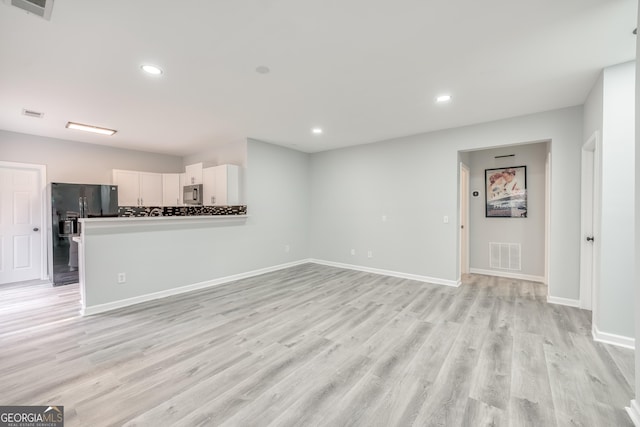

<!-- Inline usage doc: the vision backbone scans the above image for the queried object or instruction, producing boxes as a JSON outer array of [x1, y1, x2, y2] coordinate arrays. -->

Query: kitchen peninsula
[[75, 207, 249, 316]]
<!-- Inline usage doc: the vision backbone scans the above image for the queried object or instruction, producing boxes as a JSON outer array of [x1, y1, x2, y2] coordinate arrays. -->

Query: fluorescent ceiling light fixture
[[65, 122, 117, 136], [436, 94, 452, 103], [141, 64, 163, 75], [311, 128, 323, 134]]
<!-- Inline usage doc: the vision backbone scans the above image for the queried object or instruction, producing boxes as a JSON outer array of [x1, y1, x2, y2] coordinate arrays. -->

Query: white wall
[[583, 72, 603, 142], [82, 139, 310, 308], [182, 140, 247, 168], [0, 130, 183, 184], [597, 61, 636, 339], [310, 106, 583, 299], [468, 143, 548, 279]]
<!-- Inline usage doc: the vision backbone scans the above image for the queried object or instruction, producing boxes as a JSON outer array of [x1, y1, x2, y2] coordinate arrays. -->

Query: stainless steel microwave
[[183, 184, 203, 205]]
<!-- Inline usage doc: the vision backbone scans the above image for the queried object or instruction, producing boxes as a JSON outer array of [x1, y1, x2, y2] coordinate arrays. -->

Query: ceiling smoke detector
[[22, 108, 44, 118], [4, 0, 54, 20]]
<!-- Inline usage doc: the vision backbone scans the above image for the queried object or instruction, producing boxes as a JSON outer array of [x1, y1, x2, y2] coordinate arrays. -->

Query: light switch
[[443, 216, 449, 224]]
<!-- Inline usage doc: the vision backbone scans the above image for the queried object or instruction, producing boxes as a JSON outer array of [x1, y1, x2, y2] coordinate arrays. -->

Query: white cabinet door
[[202, 167, 217, 206], [162, 173, 181, 206], [178, 173, 186, 205], [185, 163, 203, 185], [113, 170, 140, 206], [210, 165, 240, 206], [213, 166, 227, 205], [140, 172, 163, 206], [113, 170, 162, 206]]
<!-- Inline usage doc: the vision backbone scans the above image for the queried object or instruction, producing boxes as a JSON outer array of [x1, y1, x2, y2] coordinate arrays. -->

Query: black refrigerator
[[50, 183, 118, 286]]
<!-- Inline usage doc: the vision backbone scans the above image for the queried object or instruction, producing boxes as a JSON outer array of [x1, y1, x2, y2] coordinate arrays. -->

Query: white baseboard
[[82, 259, 312, 316], [469, 268, 545, 284], [547, 295, 581, 308], [309, 259, 460, 287], [592, 324, 635, 350], [626, 400, 640, 426]]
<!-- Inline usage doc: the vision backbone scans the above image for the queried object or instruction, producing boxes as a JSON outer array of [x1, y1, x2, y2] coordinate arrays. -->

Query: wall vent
[[489, 242, 521, 271], [22, 109, 44, 118], [5, 0, 54, 20]]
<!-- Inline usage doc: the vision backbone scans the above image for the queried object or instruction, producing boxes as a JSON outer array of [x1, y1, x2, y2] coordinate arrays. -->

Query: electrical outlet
[[443, 215, 449, 224], [350, 249, 356, 255], [285, 244, 290, 253], [117, 272, 126, 284], [367, 250, 373, 258]]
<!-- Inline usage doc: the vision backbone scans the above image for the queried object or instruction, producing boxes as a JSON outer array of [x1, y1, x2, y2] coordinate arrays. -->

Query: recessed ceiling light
[[141, 64, 163, 75], [312, 128, 323, 135], [256, 66, 271, 74], [436, 94, 452, 103], [66, 122, 117, 136]]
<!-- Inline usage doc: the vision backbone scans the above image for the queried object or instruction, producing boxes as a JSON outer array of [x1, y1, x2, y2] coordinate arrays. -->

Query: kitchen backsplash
[[118, 205, 247, 217]]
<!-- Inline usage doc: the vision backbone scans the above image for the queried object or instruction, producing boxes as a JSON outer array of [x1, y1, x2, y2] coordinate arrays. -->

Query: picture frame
[[485, 165, 527, 217]]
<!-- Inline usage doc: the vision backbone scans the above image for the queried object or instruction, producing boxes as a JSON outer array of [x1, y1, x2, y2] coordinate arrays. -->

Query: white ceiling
[[0, 0, 636, 156]]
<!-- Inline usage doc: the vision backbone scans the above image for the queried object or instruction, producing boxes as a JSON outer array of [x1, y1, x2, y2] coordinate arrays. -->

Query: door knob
[[33, 227, 39, 232], [586, 236, 594, 242]]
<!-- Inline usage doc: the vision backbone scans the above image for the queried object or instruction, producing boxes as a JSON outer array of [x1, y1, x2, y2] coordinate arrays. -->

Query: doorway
[[0, 161, 47, 284], [580, 132, 601, 311]]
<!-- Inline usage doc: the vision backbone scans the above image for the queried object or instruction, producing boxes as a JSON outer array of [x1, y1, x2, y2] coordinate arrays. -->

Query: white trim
[[592, 324, 635, 350], [309, 259, 460, 287], [469, 268, 545, 283], [0, 161, 48, 282], [459, 162, 470, 276], [544, 148, 551, 286], [626, 400, 640, 426], [82, 259, 311, 316], [546, 295, 581, 308]]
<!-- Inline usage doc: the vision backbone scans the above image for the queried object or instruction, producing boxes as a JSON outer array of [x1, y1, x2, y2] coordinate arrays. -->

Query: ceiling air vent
[[22, 109, 44, 118], [4, 0, 54, 20]]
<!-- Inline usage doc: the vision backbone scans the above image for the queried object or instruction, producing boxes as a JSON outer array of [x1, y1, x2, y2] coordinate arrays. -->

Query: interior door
[[580, 133, 600, 310], [0, 165, 43, 284]]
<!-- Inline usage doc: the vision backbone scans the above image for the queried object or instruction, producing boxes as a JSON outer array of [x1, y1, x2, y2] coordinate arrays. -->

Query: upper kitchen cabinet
[[162, 173, 185, 206], [113, 170, 163, 206], [202, 164, 240, 206], [184, 163, 203, 185]]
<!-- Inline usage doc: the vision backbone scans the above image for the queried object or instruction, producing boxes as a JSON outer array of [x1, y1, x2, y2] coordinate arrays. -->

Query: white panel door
[[0, 166, 42, 284]]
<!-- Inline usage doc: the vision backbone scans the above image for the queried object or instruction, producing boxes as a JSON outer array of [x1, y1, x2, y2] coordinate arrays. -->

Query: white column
[[628, 2, 640, 425]]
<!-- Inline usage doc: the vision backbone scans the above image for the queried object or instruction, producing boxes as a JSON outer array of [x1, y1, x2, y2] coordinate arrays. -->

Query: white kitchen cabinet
[[184, 163, 203, 185], [113, 170, 163, 206], [113, 170, 140, 206], [179, 173, 186, 205], [202, 165, 240, 206], [162, 173, 182, 206], [202, 167, 216, 206]]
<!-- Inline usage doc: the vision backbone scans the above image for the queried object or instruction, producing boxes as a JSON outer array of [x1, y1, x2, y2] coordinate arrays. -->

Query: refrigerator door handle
[[84, 197, 88, 217], [79, 197, 84, 218]]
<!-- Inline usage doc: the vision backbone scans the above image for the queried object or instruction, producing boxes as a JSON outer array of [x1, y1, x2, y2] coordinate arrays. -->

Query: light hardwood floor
[[0, 264, 634, 426]]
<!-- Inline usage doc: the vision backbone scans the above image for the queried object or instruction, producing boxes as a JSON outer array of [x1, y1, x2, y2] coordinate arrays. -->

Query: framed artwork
[[485, 166, 527, 217]]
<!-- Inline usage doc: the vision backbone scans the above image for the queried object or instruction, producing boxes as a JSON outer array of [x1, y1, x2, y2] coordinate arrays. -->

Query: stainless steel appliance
[[183, 184, 203, 205], [50, 183, 118, 286]]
